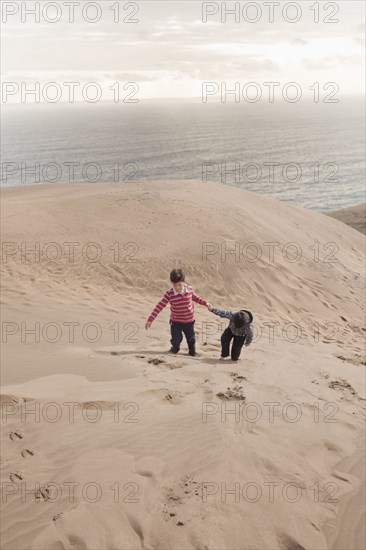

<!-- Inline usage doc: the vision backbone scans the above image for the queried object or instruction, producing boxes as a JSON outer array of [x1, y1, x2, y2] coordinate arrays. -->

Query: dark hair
[[233, 311, 246, 328], [170, 268, 185, 283]]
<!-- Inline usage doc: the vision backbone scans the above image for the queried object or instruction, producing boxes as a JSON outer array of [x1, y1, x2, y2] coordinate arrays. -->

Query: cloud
[[303, 54, 364, 70], [2, 70, 163, 84], [2, 0, 364, 99], [291, 38, 307, 46]]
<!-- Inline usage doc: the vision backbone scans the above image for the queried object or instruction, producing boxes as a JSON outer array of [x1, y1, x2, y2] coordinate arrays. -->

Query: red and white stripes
[[147, 285, 208, 324]]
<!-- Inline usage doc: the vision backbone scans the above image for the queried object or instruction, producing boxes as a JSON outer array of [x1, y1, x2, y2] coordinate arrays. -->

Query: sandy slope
[[1, 181, 365, 550], [326, 203, 366, 235]]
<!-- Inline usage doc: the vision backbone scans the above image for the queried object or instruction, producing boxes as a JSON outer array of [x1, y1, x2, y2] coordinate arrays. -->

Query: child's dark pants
[[221, 327, 245, 361], [170, 320, 196, 355]]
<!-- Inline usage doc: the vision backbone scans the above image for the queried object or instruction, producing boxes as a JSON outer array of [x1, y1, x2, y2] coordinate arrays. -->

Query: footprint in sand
[[95, 349, 123, 356], [277, 533, 306, 550], [147, 358, 165, 366], [0, 395, 25, 407], [164, 391, 185, 404], [162, 475, 202, 525], [335, 353, 366, 366], [139, 388, 185, 404], [35, 484, 55, 502], [146, 357, 184, 370], [328, 378, 357, 397], [217, 385, 246, 401], [9, 471, 23, 482], [323, 440, 343, 455], [201, 385, 215, 402], [21, 449, 34, 458], [66, 535, 88, 549], [9, 431, 23, 441], [166, 362, 184, 370], [136, 470, 154, 479], [135, 456, 165, 482], [230, 372, 247, 383]]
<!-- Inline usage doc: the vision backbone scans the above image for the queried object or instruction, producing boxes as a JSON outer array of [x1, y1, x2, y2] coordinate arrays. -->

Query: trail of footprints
[[216, 372, 248, 401], [311, 368, 361, 401], [139, 349, 364, 409], [9, 430, 23, 441], [5, 348, 363, 547], [9, 429, 35, 459], [8, 426, 57, 502], [162, 474, 203, 527], [140, 353, 250, 403], [7, 427, 35, 486]]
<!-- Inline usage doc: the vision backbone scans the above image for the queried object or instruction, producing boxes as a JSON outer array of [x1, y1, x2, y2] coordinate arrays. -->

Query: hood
[[241, 309, 253, 323]]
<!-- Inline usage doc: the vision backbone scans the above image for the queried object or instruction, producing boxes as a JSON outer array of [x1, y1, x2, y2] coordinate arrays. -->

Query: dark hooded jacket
[[211, 308, 254, 341]]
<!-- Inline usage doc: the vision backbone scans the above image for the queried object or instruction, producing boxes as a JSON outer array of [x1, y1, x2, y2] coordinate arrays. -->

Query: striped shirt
[[147, 285, 208, 324]]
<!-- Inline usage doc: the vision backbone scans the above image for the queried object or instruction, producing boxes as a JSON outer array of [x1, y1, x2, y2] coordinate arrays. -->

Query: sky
[[1, 0, 365, 103]]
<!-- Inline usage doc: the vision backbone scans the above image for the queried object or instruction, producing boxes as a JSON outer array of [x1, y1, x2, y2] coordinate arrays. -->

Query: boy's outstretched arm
[[145, 292, 170, 329], [192, 290, 211, 309], [211, 308, 235, 320]]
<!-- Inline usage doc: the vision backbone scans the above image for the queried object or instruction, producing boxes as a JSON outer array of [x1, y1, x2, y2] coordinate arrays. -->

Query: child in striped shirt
[[145, 268, 211, 356]]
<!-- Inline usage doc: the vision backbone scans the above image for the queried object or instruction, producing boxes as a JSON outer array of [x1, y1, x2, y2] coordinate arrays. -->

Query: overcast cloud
[[1, 1, 365, 102]]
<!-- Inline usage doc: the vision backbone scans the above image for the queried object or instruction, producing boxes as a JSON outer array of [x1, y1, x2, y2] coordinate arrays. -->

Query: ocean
[[1, 98, 365, 212]]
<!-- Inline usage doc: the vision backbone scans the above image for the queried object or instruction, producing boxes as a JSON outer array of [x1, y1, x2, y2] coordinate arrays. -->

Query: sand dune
[[1, 181, 365, 550], [326, 203, 366, 235]]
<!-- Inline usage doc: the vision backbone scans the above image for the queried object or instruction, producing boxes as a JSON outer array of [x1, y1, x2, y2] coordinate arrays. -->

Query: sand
[[326, 203, 366, 236], [1, 181, 365, 550]]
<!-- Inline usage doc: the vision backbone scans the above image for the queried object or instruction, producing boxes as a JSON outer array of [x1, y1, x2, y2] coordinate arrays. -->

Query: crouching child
[[210, 307, 253, 362]]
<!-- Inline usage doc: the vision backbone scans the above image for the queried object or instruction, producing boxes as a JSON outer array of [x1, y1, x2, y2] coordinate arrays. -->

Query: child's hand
[[206, 303, 213, 311], [245, 342, 250, 347], [145, 321, 152, 330]]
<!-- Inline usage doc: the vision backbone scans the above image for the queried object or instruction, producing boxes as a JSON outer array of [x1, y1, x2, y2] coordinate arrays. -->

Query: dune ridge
[[326, 203, 366, 235]]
